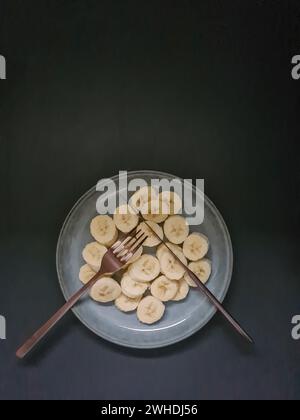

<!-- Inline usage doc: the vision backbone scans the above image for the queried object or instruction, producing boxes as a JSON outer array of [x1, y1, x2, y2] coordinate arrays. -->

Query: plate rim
[[56, 170, 234, 349]]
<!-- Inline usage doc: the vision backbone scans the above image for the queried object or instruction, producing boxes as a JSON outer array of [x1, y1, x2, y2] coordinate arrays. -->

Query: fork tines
[[112, 228, 148, 262]]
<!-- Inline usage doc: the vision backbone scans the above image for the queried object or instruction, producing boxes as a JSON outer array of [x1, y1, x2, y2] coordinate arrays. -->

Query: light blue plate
[[56, 171, 233, 348]]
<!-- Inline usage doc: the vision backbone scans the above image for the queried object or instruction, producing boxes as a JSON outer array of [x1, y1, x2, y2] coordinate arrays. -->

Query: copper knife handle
[[140, 214, 254, 344], [186, 267, 253, 343]]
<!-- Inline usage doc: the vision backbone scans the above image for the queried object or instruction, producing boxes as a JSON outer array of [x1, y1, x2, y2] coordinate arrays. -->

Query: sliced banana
[[137, 221, 163, 247], [121, 273, 149, 298], [183, 233, 209, 261], [159, 191, 182, 215], [129, 186, 157, 213], [90, 277, 121, 302], [156, 242, 182, 261], [173, 278, 190, 301], [82, 242, 107, 271], [156, 243, 166, 260], [90, 215, 118, 246], [137, 296, 165, 324], [83, 188, 213, 324], [128, 254, 160, 282], [159, 246, 187, 280], [184, 258, 212, 287], [113, 204, 139, 233], [164, 215, 189, 244], [115, 293, 141, 312], [150, 275, 178, 302], [79, 264, 97, 284], [140, 199, 169, 224]]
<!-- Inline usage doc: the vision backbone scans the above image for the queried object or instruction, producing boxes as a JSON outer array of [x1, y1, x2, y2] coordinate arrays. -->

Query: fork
[[16, 229, 148, 359]]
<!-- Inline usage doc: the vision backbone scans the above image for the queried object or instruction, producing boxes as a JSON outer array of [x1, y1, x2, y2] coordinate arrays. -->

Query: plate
[[56, 171, 233, 348]]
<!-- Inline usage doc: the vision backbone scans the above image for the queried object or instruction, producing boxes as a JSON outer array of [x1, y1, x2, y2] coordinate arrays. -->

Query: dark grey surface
[[0, 0, 299, 400]]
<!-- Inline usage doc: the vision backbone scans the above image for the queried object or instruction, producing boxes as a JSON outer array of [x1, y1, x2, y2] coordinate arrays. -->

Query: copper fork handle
[[16, 270, 105, 359]]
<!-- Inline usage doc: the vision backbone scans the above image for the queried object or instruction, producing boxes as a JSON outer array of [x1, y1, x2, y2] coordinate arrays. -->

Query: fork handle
[[16, 271, 105, 359]]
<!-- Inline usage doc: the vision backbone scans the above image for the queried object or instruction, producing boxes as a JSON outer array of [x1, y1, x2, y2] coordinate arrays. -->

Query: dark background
[[0, 0, 299, 400]]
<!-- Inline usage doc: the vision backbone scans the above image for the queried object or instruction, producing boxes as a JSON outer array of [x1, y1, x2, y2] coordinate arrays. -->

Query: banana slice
[[129, 186, 157, 212], [150, 275, 178, 302], [159, 246, 187, 280], [159, 191, 182, 215], [140, 199, 169, 224], [128, 254, 160, 282], [164, 215, 189, 244], [137, 296, 165, 324], [183, 233, 209, 261], [184, 258, 212, 287], [90, 215, 118, 246], [82, 242, 107, 271], [79, 264, 97, 284], [90, 277, 121, 302], [156, 243, 166, 260], [156, 242, 182, 261], [173, 278, 190, 301], [121, 273, 149, 298], [115, 293, 141, 312], [113, 204, 139, 233], [137, 221, 163, 247]]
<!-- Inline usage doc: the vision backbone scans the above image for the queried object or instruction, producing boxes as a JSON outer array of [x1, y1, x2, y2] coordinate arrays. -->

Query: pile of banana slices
[[79, 187, 212, 325]]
